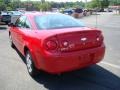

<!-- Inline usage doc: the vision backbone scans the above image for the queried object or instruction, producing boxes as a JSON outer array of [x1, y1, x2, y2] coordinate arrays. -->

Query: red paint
[[9, 13, 105, 74]]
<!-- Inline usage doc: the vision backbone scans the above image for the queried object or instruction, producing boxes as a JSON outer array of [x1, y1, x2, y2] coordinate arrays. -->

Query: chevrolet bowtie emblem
[[81, 38, 87, 41]]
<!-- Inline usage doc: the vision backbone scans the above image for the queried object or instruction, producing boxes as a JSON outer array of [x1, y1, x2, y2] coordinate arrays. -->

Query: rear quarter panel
[[22, 30, 48, 69]]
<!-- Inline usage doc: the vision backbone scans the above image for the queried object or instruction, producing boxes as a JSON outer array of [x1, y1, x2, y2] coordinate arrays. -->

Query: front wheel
[[25, 50, 39, 77]]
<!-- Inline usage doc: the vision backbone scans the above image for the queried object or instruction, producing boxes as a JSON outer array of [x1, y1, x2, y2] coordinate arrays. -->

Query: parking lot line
[[100, 61, 120, 69]]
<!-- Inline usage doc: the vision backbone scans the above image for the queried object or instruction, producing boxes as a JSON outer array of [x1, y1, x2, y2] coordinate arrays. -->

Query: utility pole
[[95, 0, 103, 28], [85, 0, 87, 9], [27, 0, 30, 10], [18, 0, 20, 8], [41, 0, 45, 3]]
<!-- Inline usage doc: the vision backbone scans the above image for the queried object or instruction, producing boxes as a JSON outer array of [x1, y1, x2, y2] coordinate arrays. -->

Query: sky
[[22, 0, 92, 2]]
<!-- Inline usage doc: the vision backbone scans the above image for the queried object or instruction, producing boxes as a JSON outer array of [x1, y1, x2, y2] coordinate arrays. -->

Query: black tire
[[9, 34, 15, 48], [25, 50, 39, 77]]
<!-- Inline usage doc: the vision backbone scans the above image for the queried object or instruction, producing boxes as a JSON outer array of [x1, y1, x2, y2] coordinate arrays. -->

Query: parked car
[[104, 8, 113, 12], [63, 9, 74, 15], [0, 11, 23, 25], [83, 9, 91, 16], [9, 11, 23, 24], [73, 8, 83, 18], [94, 8, 105, 12], [0, 11, 11, 24], [9, 13, 105, 77]]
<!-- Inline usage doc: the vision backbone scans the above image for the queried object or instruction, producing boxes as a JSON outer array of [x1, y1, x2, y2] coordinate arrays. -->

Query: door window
[[15, 16, 32, 29], [15, 16, 26, 28], [24, 19, 32, 28]]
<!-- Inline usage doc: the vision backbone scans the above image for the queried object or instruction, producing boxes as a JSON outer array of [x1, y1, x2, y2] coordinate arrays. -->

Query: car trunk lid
[[56, 30, 103, 52], [35, 27, 103, 52]]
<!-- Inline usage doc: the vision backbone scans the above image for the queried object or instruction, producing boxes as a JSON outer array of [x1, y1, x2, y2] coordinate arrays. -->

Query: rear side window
[[34, 14, 85, 30]]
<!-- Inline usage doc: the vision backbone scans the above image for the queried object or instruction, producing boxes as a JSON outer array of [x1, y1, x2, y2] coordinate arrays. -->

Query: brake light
[[46, 40, 57, 50], [97, 34, 104, 42]]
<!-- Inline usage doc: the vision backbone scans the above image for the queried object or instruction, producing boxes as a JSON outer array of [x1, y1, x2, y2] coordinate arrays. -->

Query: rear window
[[34, 14, 85, 30]]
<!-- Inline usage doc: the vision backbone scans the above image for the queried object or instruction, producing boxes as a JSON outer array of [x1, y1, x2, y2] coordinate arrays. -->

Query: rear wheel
[[9, 34, 15, 48], [25, 50, 39, 77]]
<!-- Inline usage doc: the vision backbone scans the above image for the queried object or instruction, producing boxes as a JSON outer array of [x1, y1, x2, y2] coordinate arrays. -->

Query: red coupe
[[9, 12, 105, 77]]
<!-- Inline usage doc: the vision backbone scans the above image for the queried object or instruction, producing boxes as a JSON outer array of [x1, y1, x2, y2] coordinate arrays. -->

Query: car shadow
[[14, 47, 120, 90], [14, 47, 26, 64], [33, 66, 120, 90]]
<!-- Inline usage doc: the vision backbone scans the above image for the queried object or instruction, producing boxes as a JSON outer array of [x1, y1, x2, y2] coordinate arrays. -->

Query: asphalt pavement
[[0, 12, 120, 90]]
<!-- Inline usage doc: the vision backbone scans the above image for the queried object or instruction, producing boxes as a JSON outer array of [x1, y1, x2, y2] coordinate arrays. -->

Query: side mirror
[[8, 23, 16, 27]]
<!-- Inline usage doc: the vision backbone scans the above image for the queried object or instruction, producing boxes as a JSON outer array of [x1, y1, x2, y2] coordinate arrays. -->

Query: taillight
[[46, 40, 57, 50], [97, 34, 104, 42], [96, 34, 104, 47]]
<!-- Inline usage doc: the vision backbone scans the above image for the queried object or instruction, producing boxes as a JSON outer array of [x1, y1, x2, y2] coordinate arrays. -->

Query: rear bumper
[[40, 44, 105, 74]]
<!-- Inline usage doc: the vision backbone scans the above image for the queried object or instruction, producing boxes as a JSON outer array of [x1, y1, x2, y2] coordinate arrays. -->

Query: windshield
[[34, 14, 85, 30]]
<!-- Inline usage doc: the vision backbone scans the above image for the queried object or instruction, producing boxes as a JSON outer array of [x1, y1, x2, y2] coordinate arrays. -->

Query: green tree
[[0, 0, 6, 11], [6, 6, 12, 11], [100, 0, 109, 8], [39, 2, 51, 11], [86, 0, 101, 8], [87, 0, 110, 9], [109, 0, 120, 5]]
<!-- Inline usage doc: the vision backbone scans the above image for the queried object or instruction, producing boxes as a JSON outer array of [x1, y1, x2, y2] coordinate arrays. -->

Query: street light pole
[[18, 0, 20, 8], [95, 0, 101, 28], [41, 0, 45, 3], [85, 0, 87, 9]]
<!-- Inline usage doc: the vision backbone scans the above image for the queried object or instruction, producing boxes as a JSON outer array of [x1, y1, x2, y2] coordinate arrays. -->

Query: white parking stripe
[[99, 61, 120, 69]]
